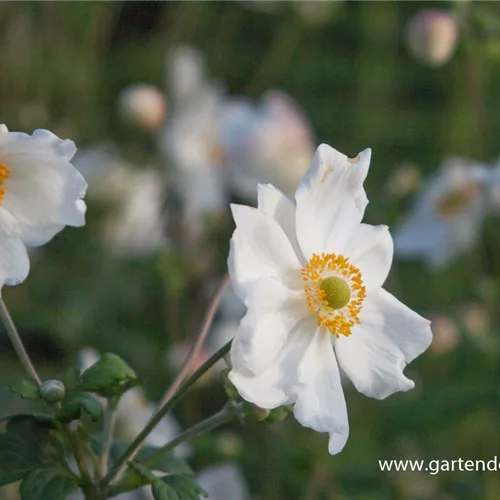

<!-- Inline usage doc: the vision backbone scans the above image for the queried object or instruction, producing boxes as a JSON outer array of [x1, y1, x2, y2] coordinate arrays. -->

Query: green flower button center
[[319, 277, 351, 310]]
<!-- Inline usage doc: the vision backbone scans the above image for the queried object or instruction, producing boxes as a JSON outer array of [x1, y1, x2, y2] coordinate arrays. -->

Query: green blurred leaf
[[56, 392, 103, 423], [0, 414, 64, 487], [138, 445, 193, 476], [128, 461, 156, 483], [152, 480, 179, 500], [80, 352, 137, 397], [19, 470, 77, 500], [10, 379, 40, 400], [160, 475, 208, 500]]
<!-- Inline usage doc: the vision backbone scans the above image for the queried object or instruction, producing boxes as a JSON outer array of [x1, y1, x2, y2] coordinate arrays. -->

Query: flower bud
[[39, 379, 66, 403], [118, 84, 167, 131], [405, 10, 459, 67]]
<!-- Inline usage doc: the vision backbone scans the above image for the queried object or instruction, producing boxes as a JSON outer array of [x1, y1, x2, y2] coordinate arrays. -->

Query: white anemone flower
[[393, 157, 490, 269], [228, 144, 432, 455], [0, 125, 86, 289]]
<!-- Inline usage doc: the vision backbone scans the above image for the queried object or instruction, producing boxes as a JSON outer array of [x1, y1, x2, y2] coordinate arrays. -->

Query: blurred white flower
[[228, 144, 432, 454], [394, 158, 490, 268], [163, 45, 226, 241], [405, 10, 459, 67], [197, 463, 251, 500], [0, 125, 86, 289], [385, 162, 422, 200], [74, 145, 167, 257], [221, 91, 314, 200], [118, 84, 167, 132]]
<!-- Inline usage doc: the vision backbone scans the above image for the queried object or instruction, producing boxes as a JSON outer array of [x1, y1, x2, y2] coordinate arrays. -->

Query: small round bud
[[405, 10, 459, 67], [118, 84, 167, 131], [39, 379, 66, 403]]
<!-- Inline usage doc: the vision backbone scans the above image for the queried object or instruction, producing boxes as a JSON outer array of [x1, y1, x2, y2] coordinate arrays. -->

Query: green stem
[[98, 340, 232, 488], [145, 403, 243, 466], [99, 398, 118, 478], [0, 297, 42, 386], [108, 403, 244, 498], [67, 424, 96, 497]]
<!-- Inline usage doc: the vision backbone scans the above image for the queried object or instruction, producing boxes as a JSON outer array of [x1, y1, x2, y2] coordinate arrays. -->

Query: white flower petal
[[295, 144, 370, 259], [229, 317, 316, 409], [0, 232, 29, 289], [335, 288, 432, 400], [257, 183, 305, 264], [232, 276, 308, 375], [345, 223, 393, 289], [293, 329, 349, 455], [0, 129, 87, 246], [32, 129, 77, 161], [228, 204, 302, 302]]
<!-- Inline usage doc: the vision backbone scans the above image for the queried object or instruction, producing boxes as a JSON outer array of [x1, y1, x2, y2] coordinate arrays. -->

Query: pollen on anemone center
[[301, 253, 366, 338], [0, 163, 10, 205]]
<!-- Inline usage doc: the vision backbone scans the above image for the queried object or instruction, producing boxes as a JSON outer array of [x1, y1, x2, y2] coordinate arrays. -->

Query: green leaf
[[56, 392, 103, 423], [0, 414, 64, 487], [128, 461, 156, 482], [138, 445, 193, 476], [152, 479, 179, 500], [80, 352, 138, 397], [10, 379, 40, 400], [160, 475, 208, 500], [20, 470, 77, 500]]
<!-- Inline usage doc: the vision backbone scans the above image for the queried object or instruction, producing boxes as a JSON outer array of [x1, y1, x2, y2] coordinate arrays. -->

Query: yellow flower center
[[435, 184, 477, 217], [301, 253, 366, 338], [0, 162, 10, 205]]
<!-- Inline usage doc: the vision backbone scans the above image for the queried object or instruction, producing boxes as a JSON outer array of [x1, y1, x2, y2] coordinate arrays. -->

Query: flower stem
[[66, 424, 96, 497], [107, 403, 244, 498], [145, 403, 243, 466], [99, 398, 118, 478], [109, 273, 229, 483], [0, 297, 41, 386], [159, 274, 229, 406], [98, 340, 232, 488]]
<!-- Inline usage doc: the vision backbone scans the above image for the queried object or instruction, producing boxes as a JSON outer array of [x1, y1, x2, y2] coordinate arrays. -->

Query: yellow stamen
[[301, 253, 366, 338], [0, 163, 10, 205]]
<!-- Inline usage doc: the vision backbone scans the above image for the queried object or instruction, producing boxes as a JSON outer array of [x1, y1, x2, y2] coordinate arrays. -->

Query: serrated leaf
[[10, 379, 40, 400], [56, 392, 103, 423], [152, 479, 179, 500], [80, 353, 137, 397], [160, 475, 208, 500], [0, 415, 64, 487], [20, 470, 77, 500]]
